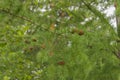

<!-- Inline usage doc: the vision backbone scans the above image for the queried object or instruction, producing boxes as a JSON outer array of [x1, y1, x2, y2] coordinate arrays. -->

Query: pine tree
[[0, 0, 120, 80]]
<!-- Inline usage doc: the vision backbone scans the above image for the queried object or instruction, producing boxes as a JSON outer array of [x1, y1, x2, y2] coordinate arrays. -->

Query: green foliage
[[0, 0, 120, 80]]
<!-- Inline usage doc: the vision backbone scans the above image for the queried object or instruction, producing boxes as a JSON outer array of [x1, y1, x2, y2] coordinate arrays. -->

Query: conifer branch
[[0, 8, 34, 23], [112, 51, 120, 59]]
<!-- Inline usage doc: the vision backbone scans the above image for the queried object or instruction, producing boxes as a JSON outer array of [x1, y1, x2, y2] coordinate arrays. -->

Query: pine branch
[[82, 0, 111, 27], [0, 8, 34, 23], [112, 51, 120, 59], [0, 8, 50, 34]]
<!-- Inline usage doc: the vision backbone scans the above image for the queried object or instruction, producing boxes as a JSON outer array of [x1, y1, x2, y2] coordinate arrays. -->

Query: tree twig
[[0, 8, 34, 23]]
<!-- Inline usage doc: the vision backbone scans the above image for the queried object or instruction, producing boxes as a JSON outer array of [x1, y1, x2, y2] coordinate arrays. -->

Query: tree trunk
[[115, 0, 120, 37]]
